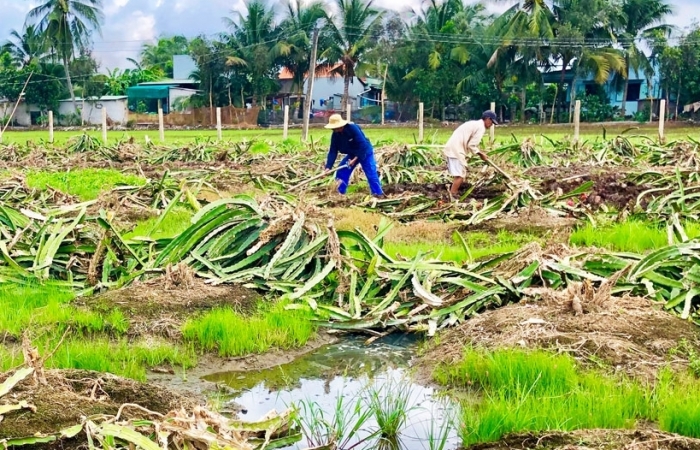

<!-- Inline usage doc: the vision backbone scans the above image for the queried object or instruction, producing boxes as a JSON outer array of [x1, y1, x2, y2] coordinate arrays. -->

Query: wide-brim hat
[[325, 113, 349, 129]]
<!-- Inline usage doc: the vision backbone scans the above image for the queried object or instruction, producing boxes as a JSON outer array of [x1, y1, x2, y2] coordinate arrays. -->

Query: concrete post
[[346, 103, 351, 122], [101, 107, 108, 144], [659, 99, 666, 143], [48, 111, 54, 143], [573, 100, 581, 144], [283, 104, 289, 139], [418, 102, 424, 142], [216, 107, 222, 141], [158, 99, 165, 142], [490, 102, 496, 145]]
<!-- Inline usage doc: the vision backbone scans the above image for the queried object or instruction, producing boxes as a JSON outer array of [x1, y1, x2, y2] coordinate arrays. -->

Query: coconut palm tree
[[223, 0, 281, 107], [321, 0, 384, 110], [3, 25, 49, 67], [614, 0, 673, 116], [140, 36, 189, 78], [25, 0, 104, 107], [278, 0, 326, 117]]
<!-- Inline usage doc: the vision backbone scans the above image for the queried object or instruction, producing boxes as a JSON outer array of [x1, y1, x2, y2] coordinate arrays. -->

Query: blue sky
[[1, 0, 698, 71]]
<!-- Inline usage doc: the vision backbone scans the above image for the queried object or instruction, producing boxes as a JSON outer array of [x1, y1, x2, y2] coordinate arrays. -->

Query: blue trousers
[[335, 151, 383, 195]]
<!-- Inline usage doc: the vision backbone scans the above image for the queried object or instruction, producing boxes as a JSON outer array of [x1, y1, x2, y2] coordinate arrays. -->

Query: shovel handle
[[289, 164, 350, 192]]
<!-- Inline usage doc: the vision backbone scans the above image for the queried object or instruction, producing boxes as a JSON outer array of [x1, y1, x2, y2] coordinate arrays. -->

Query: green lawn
[[2, 122, 699, 146]]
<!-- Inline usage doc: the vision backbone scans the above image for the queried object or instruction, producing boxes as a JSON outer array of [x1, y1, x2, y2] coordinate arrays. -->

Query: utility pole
[[303, 26, 320, 143]]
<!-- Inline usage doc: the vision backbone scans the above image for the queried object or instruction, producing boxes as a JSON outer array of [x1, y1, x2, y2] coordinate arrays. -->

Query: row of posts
[[15, 99, 671, 145]]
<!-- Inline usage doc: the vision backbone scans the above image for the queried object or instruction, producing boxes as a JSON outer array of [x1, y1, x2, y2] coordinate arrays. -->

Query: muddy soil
[[0, 369, 197, 439], [78, 276, 260, 339], [466, 428, 700, 450], [418, 292, 700, 382], [147, 332, 339, 395]]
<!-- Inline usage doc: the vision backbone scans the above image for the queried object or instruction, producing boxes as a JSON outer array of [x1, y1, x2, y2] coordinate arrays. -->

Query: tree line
[[2, 0, 700, 123]]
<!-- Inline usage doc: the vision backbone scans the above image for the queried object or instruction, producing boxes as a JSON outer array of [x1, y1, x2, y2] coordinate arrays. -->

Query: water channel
[[204, 334, 462, 450]]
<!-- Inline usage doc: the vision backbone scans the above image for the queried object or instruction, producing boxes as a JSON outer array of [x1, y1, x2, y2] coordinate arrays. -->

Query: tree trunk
[[569, 74, 579, 123], [621, 55, 630, 117], [209, 75, 214, 125], [228, 85, 232, 107], [342, 73, 350, 111], [557, 59, 569, 124], [297, 85, 303, 119], [63, 54, 77, 110]]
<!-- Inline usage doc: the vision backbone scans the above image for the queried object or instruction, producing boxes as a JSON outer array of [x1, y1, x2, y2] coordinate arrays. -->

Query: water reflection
[[204, 334, 461, 450]]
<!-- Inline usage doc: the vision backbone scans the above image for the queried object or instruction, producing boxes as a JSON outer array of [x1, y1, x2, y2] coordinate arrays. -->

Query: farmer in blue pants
[[323, 113, 385, 197]]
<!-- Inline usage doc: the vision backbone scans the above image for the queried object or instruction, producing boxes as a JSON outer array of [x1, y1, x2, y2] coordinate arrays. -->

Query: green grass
[[435, 347, 700, 445], [26, 168, 146, 201], [182, 301, 316, 357], [384, 230, 539, 263], [0, 283, 193, 381], [3, 122, 698, 146], [570, 219, 700, 253], [44, 338, 195, 381], [0, 283, 126, 336], [124, 208, 194, 240]]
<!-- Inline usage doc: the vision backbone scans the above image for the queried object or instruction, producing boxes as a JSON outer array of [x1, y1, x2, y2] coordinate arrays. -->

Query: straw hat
[[324, 113, 349, 129]]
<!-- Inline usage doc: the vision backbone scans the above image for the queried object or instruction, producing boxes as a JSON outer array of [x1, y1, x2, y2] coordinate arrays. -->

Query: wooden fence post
[[418, 102, 424, 142], [573, 100, 581, 144], [489, 101, 496, 145], [101, 107, 108, 144], [157, 99, 165, 142], [48, 111, 54, 143], [216, 107, 222, 141], [658, 99, 666, 143]]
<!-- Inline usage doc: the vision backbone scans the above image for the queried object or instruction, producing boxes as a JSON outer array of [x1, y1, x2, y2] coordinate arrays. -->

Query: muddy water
[[204, 334, 462, 450]]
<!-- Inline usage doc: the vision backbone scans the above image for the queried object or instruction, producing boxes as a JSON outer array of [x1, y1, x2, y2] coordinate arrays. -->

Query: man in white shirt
[[443, 110, 498, 199]]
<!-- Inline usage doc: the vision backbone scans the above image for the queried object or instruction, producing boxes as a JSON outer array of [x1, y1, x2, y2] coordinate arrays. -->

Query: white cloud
[[1, 0, 699, 70], [96, 11, 156, 69], [104, 0, 130, 17]]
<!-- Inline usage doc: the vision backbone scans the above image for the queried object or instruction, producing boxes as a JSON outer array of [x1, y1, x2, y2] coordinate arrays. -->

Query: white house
[[0, 98, 42, 126], [58, 96, 129, 125], [278, 64, 366, 112]]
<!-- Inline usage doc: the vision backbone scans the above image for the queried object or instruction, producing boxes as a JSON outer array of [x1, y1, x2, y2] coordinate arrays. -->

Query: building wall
[[568, 67, 663, 115], [0, 102, 33, 126], [173, 55, 197, 80], [169, 88, 198, 110], [302, 77, 365, 110], [58, 99, 128, 125]]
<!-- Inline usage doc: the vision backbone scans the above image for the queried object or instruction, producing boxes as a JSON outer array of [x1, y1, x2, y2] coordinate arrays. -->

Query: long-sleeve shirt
[[325, 123, 373, 169], [442, 120, 486, 166]]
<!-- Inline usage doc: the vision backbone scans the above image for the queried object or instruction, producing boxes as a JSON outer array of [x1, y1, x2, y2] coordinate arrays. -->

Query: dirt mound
[[419, 289, 700, 381], [384, 182, 506, 200], [535, 168, 653, 210], [0, 369, 197, 439], [467, 428, 700, 449], [79, 273, 260, 339]]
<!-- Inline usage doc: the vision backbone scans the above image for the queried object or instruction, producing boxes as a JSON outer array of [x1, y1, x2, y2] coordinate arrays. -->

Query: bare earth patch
[[78, 275, 260, 339], [466, 428, 700, 450], [0, 369, 197, 440], [419, 290, 700, 381]]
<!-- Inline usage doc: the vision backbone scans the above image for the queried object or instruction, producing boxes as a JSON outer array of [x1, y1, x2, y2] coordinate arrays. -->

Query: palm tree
[[614, 0, 673, 116], [278, 0, 326, 117], [26, 0, 104, 107], [3, 25, 48, 67], [321, 0, 384, 110], [140, 36, 189, 77], [223, 0, 280, 107]]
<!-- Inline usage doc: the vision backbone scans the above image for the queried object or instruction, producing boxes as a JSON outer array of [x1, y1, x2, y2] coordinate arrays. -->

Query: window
[[627, 82, 641, 101], [584, 84, 597, 96]]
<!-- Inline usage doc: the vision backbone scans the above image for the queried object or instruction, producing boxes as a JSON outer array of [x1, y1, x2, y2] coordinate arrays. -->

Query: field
[[3, 122, 700, 449]]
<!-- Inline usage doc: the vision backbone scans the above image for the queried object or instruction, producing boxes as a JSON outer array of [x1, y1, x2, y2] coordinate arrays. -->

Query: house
[[58, 96, 129, 125], [0, 97, 34, 126], [127, 79, 199, 114], [541, 65, 673, 117], [277, 64, 367, 116], [127, 56, 200, 114]]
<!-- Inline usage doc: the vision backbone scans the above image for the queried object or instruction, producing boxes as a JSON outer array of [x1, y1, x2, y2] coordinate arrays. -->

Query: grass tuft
[[124, 208, 194, 240], [435, 347, 700, 445], [26, 169, 146, 201], [570, 219, 700, 253], [182, 301, 316, 356]]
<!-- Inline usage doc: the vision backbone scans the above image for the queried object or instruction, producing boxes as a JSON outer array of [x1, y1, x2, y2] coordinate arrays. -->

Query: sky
[[1, 0, 699, 71]]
